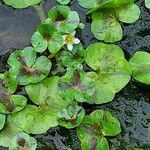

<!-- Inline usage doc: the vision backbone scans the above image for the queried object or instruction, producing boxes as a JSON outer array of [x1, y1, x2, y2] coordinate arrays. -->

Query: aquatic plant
[[145, 0, 150, 9], [0, 0, 149, 150], [3, 0, 42, 8], [78, 0, 141, 43], [129, 51, 150, 85]]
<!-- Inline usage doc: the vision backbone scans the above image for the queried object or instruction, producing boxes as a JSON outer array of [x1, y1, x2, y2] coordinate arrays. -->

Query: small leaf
[[129, 51, 150, 85], [91, 15, 123, 43], [0, 72, 18, 94], [34, 23, 64, 53], [57, 0, 70, 5], [7, 47, 51, 85], [9, 132, 37, 150], [0, 116, 23, 147], [0, 114, 5, 130], [78, 0, 98, 9], [76, 110, 121, 150], [48, 5, 80, 33], [145, 0, 150, 9], [31, 32, 48, 53], [3, 0, 42, 8], [58, 104, 85, 129], [117, 4, 140, 24], [0, 83, 27, 114]]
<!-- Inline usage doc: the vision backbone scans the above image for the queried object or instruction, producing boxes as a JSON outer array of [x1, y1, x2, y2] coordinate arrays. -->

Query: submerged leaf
[[3, 0, 42, 8], [77, 110, 121, 150], [129, 51, 150, 85], [9, 132, 37, 150]]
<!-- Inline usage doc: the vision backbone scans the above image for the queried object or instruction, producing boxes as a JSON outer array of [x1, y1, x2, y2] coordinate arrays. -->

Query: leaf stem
[[34, 1, 46, 22]]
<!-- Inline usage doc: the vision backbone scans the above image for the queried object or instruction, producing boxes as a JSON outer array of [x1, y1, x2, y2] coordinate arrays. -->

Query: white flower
[[63, 31, 80, 51]]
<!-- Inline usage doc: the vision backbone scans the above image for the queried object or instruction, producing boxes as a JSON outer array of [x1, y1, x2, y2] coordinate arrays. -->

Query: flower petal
[[73, 38, 80, 44], [71, 31, 76, 36], [67, 44, 73, 51]]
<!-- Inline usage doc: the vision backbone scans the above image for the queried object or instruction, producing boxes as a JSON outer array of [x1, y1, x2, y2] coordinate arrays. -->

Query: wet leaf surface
[[0, 0, 150, 149]]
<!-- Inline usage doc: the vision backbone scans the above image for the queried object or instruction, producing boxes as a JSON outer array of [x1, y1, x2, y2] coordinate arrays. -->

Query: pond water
[[0, 0, 150, 149]]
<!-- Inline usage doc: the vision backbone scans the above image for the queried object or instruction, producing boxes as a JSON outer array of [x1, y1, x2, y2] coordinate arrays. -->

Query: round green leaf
[[12, 77, 72, 134], [57, 0, 70, 5], [85, 43, 131, 104], [48, 6, 80, 33], [3, 0, 42, 8], [76, 110, 121, 150], [58, 104, 85, 129], [36, 23, 64, 53], [129, 51, 150, 85], [9, 132, 37, 150], [0, 114, 5, 130], [8, 48, 52, 85], [78, 0, 98, 9], [31, 32, 48, 53], [117, 4, 140, 23], [91, 15, 123, 43], [145, 0, 150, 9], [25, 76, 61, 106], [48, 31, 64, 53], [0, 116, 23, 147], [0, 83, 27, 114], [0, 72, 18, 94]]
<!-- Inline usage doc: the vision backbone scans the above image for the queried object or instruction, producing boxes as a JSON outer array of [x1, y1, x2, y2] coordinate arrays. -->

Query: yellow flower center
[[65, 35, 74, 44]]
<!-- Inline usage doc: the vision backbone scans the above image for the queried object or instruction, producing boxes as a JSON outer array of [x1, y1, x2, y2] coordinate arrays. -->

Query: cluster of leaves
[[78, 0, 141, 43], [0, 0, 150, 150]]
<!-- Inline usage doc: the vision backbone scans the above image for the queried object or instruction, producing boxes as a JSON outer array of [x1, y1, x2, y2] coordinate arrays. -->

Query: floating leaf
[[32, 23, 64, 53], [0, 114, 5, 130], [3, 0, 42, 8], [78, 0, 98, 9], [0, 72, 18, 94], [9, 132, 37, 150], [0, 116, 23, 147], [10, 77, 72, 134], [80, 0, 140, 43], [0, 83, 27, 114], [129, 51, 150, 85], [60, 44, 85, 69], [58, 104, 85, 129], [8, 47, 51, 85], [117, 4, 140, 24], [145, 0, 150, 9], [79, 0, 134, 13], [48, 5, 80, 33], [91, 14, 123, 43], [85, 43, 131, 104], [77, 110, 121, 150], [57, 0, 70, 5]]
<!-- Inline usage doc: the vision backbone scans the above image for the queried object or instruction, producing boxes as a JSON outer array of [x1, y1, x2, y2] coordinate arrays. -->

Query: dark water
[[0, 0, 150, 149]]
